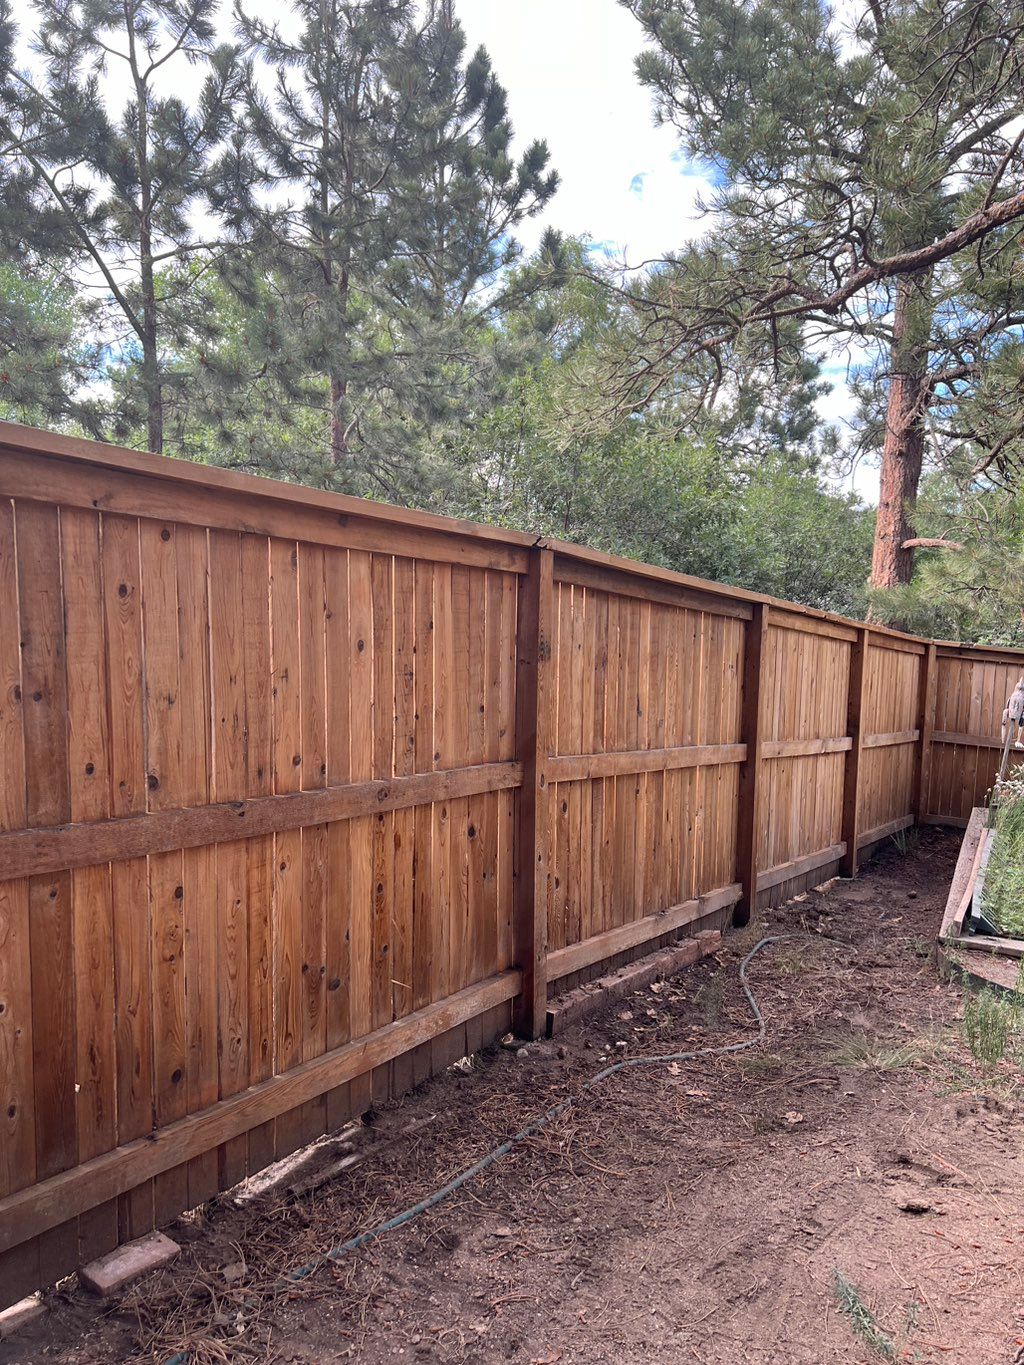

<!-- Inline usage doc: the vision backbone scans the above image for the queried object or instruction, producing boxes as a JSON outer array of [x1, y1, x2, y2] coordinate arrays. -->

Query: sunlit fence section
[[0, 420, 1014, 1305]]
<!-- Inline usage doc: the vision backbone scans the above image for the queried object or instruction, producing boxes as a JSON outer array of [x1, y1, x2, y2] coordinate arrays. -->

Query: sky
[[457, 0, 871, 501], [459, 0, 714, 268], [10, 0, 872, 500]]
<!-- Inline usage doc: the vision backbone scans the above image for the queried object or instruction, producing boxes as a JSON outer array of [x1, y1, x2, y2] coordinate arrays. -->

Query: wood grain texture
[[2, 425, 1024, 1309]]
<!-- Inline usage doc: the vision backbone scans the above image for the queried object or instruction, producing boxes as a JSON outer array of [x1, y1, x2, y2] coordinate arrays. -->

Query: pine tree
[[225, 0, 557, 488], [0, 0, 244, 452], [620, 0, 1024, 590], [0, 259, 99, 429]]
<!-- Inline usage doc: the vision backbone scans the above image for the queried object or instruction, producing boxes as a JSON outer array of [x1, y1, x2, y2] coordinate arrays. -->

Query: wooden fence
[[0, 420, 1018, 1307]]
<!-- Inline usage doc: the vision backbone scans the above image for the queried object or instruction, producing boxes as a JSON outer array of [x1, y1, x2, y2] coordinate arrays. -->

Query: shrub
[[982, 779, 1024, 938]]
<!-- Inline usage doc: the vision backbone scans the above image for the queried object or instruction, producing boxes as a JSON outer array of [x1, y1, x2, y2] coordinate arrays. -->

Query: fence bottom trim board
[[0, 969, 521, 1256], [756, 844, 846, 895], [857, 814, 914, 849], [545, 883, 741, 983], [547, 929, 723, 1036]]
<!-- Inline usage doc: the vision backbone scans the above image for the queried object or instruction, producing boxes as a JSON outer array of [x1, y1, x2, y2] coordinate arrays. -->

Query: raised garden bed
[[940, 799, 1024, 993]]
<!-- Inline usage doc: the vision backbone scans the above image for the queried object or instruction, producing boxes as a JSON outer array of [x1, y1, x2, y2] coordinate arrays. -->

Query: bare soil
[[6, 827, 1024, 1365]]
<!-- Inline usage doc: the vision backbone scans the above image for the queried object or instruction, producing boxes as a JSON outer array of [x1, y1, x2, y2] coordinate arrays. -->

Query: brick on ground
[[78, 1231, 181, 1297]]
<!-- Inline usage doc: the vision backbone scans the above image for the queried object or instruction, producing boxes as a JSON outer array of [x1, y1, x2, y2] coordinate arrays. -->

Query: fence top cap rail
[[0, 417, 539, 553], [546, 537, 950, 649], [3, 417, 1024, 660]]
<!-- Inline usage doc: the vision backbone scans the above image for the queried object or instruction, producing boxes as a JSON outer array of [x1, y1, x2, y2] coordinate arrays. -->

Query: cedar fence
[[0, 420, 1019, 1306]]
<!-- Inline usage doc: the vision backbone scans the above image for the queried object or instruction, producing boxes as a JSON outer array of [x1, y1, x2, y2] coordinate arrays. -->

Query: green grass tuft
[[824, 1030, 936, 1071], [832, 1269, 896, 1360], [962, 986, 1022, 1065]]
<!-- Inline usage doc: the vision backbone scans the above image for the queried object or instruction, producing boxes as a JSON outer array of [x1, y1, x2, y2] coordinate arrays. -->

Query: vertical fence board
[[512, 549, 553, 1038]]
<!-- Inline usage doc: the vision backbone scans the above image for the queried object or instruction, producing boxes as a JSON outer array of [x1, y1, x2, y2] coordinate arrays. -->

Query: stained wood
[[0, 762, 523, 881], [767, 609, 858, 643], [840, 628, 869, 878], [757, 843, 846, 893], [546, 883, 741, 982], [735, 603, 768, 925], [0, 969, 521, 1255], [933, 730, 1005, 750], [17, 502, 76, 1196], [513, 549, 554, 1037], [554, 553, 753, 621], [545, 742, 746, 783], [5, 421, 1024, 1304], [0, 446, 529, 575], [857, 814, 914, 848], [762, 736, 851, 759], [862, 729, 919, 749]]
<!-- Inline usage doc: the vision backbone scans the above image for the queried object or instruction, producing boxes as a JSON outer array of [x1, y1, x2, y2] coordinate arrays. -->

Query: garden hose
[[285, 932, 799, 1278], [161, 932, 802, 1363]]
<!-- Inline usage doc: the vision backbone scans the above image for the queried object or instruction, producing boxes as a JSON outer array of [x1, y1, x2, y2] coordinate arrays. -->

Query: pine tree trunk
[[330, 373, 348, 463], [869, 276, 931, 590], [142, 331, 163, 456]]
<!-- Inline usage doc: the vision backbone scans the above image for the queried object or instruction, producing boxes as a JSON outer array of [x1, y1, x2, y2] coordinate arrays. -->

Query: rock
[[898, 1198, 932, 1215]]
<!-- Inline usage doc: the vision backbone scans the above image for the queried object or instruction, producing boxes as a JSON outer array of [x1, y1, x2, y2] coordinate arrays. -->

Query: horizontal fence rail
[[0, 418, 1019, 1305]]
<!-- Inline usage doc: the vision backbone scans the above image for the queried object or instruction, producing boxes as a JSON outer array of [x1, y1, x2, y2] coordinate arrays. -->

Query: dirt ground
[[5, 826, 1024, 1365]]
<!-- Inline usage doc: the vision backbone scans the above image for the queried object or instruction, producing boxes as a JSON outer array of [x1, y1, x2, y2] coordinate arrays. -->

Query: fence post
[[913, 642, 937, 823], [513, 546, 554, 1038], [840, 626, 869, 877], [734, 602, 768, 926]]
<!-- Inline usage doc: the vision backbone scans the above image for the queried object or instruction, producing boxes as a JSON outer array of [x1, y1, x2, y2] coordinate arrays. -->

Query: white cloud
[[457, 0, 714, 266], [460, 2, 879, 503]]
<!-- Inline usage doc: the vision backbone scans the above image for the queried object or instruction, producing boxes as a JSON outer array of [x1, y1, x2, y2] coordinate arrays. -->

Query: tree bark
[[329, 374, 349, 463], [869, 275, 931, 590], [142, 326, 163, 456]]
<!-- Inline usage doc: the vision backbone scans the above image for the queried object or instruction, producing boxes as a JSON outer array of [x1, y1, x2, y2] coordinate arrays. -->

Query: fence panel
[[925, 648, 1024, 824], [0, 429, 529, 1302], [754, 614, 852, 905], [543, 558, 745, 987], [857, 638, 925, 850], [1, 419, 1024, 1307]]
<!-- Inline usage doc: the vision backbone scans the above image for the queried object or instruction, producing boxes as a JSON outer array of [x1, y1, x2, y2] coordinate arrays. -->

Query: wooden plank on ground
[[546, 883, 740, 982]]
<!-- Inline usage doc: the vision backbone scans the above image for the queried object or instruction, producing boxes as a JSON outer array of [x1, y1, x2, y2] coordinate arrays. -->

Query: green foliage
[[433, 260, 873, 613], [0, 0, 246, 450], [982, 782, 1024, 939], [0, 0, 881, 617], [832, 1270, 896, 1361], [621, 0, 1024, 589], [962, 988, 1022, 1066], [220, 0, 558, 482], [869, 473, 1024, 646], [0, 262, 100, 430]]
